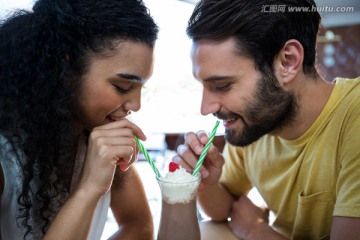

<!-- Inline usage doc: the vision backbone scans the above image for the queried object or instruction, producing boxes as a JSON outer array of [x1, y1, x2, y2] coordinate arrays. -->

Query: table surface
[[200, 221, 238, 240]]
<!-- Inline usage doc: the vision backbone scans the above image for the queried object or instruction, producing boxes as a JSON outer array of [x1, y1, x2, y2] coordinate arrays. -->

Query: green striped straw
[[135, 136, 161, 178], [193, 120, 221, 176]]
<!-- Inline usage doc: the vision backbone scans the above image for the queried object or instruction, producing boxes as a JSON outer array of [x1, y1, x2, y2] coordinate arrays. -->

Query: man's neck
[[274, 75, 335, 140]]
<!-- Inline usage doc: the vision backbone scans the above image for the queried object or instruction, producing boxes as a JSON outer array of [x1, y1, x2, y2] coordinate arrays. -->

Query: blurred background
[[1, 0, 359, 239]]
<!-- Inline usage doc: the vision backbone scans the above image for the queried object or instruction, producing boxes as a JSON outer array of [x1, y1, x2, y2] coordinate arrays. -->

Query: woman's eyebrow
[[116, 72, 143, 83]]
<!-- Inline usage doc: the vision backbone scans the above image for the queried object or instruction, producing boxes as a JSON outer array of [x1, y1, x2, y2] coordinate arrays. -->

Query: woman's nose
[[124, 88, 142, 113]]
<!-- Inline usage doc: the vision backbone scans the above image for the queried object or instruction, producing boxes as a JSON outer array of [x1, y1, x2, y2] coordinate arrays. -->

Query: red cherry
[[169, 162, 180, 172]]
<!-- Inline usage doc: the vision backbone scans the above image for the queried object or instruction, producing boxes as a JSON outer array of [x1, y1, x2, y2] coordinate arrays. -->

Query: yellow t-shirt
[[220, 77, 360, 239]]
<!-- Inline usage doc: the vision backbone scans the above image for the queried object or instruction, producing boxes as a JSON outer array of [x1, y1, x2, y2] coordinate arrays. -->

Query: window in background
[[132, 0, 224, 135], [0, 0, 34, 18]]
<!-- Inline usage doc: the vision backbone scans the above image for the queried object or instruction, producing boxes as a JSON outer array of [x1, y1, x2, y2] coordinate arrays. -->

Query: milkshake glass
[[156, 169, 201, 240]]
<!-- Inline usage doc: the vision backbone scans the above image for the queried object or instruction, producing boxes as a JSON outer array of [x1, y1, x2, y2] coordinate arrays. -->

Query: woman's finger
[[94, 118, 147, 140]]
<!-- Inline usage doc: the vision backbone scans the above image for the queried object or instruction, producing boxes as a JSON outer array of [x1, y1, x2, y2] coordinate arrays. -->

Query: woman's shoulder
[[0, 134, 14, 162], [0, 135, 6, 195], [0, 134, 9, 161], [0, 134, 24, 196], [0, 162, 4, 196]]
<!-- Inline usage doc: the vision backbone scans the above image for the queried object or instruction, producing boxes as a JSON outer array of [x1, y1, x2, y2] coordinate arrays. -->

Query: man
[[174, 0, 360, 239]]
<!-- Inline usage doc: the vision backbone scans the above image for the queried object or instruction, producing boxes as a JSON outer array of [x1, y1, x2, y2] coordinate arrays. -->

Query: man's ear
[[274, 39, 304, 86]]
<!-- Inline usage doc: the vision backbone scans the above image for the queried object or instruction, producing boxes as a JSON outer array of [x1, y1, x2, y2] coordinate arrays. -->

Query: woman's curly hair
[[0, 0, 158, 238]]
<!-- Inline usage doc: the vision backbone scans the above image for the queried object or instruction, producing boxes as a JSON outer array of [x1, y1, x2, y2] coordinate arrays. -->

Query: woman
[[0, 0, 158, 239]]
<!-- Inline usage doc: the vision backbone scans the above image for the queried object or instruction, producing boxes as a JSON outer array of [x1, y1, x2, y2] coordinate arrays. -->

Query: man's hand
[[229, 196, 269, 239], [173, 130, 225, 186]]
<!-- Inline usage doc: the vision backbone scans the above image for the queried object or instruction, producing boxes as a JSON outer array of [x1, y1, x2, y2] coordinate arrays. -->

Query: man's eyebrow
[[203, 75, 233, 82], [116, 73, 143, 83]]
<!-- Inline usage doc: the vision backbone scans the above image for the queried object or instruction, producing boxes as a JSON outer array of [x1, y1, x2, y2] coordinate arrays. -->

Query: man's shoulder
[[334, 76, 360, 93]]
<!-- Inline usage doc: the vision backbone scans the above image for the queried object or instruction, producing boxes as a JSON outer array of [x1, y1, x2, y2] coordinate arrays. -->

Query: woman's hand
[[79, 119, 146, 197]]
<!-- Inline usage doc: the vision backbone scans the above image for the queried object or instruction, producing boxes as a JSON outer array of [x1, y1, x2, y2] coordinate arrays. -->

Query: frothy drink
[[157, 167, 201, 240]]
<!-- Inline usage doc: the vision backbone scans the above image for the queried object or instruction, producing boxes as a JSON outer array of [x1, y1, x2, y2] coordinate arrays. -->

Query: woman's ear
[[274, 39, 304, 86]]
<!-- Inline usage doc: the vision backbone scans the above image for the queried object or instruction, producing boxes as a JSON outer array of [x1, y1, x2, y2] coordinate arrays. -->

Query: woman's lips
[[106, 116, 125, 122], [107, 116, 126, 122], [107, 116, 116, 122]]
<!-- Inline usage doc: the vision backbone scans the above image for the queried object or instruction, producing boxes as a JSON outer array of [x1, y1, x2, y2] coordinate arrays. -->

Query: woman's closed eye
[[114, 84, 133, 94]]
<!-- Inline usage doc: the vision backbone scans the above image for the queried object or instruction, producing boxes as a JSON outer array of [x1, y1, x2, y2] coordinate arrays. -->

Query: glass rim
[[156, 171, 201, 184]]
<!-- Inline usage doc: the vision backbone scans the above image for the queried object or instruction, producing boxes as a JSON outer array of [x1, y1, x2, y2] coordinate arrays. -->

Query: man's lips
[[222, 118, 238, 128], [222, 117, 237, 124]]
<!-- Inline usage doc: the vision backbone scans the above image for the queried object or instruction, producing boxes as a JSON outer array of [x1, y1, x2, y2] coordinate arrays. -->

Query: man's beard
[[216, 72, 298, 147]]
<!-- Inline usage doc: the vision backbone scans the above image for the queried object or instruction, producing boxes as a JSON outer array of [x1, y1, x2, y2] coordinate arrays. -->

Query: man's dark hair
[[187, 0, 321, 76]]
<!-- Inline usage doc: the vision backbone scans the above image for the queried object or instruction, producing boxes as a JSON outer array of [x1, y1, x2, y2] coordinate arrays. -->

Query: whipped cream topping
[[158, 168, 201, 204], [164, 168, 198, 183]]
